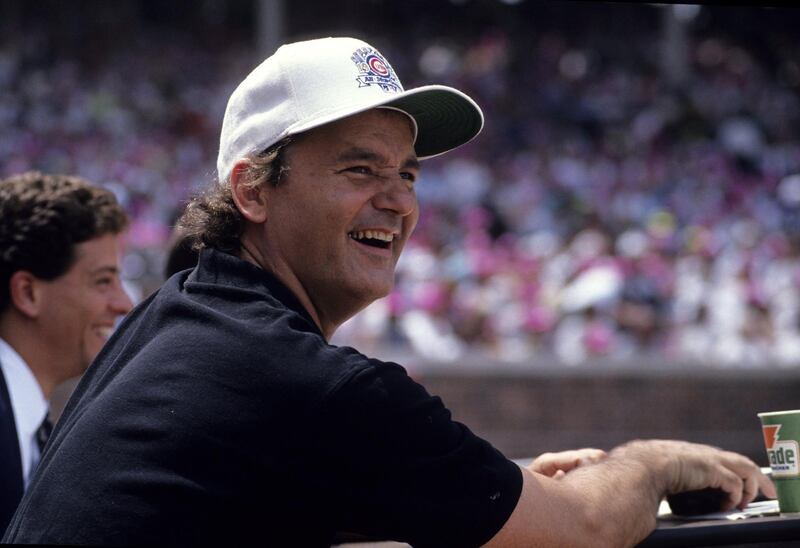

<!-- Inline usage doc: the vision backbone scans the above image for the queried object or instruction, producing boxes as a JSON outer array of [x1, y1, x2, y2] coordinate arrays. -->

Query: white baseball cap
[[216, 36, 484, 182]]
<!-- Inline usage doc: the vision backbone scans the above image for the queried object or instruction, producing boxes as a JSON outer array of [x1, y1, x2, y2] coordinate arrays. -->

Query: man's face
[[260, 108, 420, 327], [37, 233, 133, 380]]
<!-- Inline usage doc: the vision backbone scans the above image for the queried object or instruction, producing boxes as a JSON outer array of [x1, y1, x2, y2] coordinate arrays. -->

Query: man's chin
[[367, 279, 395, 301], [345, 279, 394, 307]]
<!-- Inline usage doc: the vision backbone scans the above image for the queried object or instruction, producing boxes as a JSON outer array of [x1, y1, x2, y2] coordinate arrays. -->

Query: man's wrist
[[610, 439, 676, 496]]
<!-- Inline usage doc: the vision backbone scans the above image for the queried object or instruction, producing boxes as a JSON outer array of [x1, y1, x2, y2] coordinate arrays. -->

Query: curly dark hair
[[0, 171, 128, 312], [177, 137, 292, 255]]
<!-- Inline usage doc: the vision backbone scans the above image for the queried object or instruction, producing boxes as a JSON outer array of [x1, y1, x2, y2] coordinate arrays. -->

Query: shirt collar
[[190, 248, 322, 336], [0, 337, 48, 482]]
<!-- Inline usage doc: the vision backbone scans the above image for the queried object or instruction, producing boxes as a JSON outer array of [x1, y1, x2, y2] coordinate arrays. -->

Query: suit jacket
[[0, 364, 23, 535]]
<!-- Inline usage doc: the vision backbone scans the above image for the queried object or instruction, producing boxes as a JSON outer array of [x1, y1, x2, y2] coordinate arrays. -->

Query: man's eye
[[96, 278, 113, 287], [347, 166, 371, 175], [400, 172, 417, 183]]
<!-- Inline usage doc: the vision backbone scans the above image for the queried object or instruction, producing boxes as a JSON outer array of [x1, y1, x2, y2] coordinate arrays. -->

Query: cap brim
[[385, 85, 484, 159], [287, 84, 483, 160]]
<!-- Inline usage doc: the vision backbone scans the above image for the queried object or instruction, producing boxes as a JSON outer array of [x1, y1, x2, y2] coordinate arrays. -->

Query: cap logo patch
[[351, 47, 402, 93]]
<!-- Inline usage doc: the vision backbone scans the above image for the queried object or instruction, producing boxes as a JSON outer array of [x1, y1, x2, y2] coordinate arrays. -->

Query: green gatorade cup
[[759, 410, 800, 515]]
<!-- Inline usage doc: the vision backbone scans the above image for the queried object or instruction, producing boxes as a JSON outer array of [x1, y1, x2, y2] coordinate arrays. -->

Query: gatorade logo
[[763, 425, 780, 449], [763, 424, 800, 476]]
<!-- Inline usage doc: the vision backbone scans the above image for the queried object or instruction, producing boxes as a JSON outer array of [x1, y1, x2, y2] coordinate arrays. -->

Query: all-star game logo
[[351, 47, 402, 93], [763, 424, 799, 476]]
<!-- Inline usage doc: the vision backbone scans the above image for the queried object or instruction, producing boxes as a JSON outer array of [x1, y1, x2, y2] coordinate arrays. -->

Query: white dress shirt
[[0, 338, 48, 487]]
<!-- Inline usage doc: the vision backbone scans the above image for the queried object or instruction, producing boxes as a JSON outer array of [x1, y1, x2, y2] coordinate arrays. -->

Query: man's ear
[[229, 160, 268, 224], [8, 271, 42, 319]]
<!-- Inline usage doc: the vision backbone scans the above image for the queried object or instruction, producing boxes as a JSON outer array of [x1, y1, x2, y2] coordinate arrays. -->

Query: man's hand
[[529, 448, 607, 479], [613, 440, 776, 511]]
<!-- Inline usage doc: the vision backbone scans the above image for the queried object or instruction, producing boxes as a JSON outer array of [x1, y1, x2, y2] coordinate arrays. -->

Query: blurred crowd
[[3, 3, 800, 367]]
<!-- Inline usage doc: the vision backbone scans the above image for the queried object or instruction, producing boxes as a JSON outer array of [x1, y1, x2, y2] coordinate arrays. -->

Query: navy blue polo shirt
[[4, 248, 521, 547]]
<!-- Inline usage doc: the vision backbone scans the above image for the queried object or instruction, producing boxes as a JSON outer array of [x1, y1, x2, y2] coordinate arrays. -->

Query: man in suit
[[0, 171, 132, 533]]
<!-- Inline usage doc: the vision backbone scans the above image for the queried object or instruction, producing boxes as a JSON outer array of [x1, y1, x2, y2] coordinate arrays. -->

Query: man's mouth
[[94, 327, 114, 341], [348, 230, 395, 250]]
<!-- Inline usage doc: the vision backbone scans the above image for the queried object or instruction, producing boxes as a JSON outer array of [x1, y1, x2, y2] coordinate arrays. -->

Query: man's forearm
[[486, 449, 663, 548], [555, 440, 671, 546]]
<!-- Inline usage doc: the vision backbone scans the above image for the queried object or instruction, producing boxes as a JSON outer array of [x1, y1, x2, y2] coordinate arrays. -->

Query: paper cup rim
[[758, 409, 800, 418]]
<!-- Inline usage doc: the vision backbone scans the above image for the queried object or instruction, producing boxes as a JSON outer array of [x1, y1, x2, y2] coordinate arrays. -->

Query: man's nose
[[371, 179, 417, 217], [111, 285, 134, 315]]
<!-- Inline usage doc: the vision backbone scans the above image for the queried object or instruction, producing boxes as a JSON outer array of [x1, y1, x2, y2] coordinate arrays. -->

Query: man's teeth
[[349, 230, 394, 242], [96, 327, 113, 339]]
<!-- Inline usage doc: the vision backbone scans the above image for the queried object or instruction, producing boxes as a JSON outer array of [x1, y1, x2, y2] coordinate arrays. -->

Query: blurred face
[[259, 109, 420, 331], [37, 233, 133, 380]]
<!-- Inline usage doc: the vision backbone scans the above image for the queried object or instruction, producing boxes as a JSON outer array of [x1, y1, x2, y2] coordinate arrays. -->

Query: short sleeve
[[316, 358, 522, 547]]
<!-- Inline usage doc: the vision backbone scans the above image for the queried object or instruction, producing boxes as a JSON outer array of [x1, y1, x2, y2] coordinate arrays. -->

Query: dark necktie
[[36, 414, 53, 453]]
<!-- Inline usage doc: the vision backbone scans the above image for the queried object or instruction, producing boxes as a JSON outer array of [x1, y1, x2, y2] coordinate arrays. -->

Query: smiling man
[[0, 171, 132, 534], [235, 108, 421, 338], [4, 38, 773, 547]]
